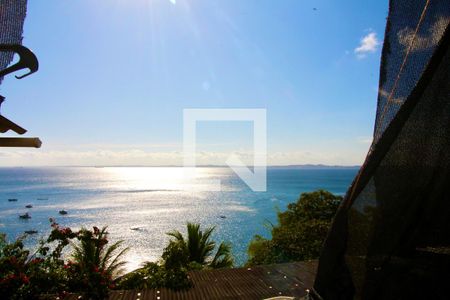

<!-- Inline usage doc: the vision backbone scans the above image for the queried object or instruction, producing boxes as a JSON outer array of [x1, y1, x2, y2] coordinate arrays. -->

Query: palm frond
[[71, 226, 128, 278], [167, 230, 185, 242], [210, 242, 233, 268], [101, 240, 124, 269], [107, 246, 129, 276], [163, 222, 233, 270]]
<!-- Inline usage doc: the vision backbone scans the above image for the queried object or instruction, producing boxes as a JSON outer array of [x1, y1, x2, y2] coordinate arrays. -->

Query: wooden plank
[[0, 137, 41, 148]]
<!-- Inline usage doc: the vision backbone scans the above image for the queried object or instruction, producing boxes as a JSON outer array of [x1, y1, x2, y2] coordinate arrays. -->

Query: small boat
[[25, 204, 33, 208], [19, 212, 31, 219], [24, 230, 38, 234], [8, 198, 18, 202], [219, 215, 227, 219], [59, 210, 68, 215]]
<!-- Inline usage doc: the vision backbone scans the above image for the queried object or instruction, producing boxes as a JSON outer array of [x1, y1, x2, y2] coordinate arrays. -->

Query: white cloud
[[355, 32, 380, 59], [0, 138, 371, 167], [0, 147, 367, 167], [357, 136, 373, 145]]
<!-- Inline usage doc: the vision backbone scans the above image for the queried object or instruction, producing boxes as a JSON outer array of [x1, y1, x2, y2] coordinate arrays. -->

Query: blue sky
[[0, 0, 388, 166]]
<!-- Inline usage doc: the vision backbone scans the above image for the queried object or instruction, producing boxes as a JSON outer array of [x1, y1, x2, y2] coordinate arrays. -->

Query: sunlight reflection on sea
[[0, 167, 356, 271]]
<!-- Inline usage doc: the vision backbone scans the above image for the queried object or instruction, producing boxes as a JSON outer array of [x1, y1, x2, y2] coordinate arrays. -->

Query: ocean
[[0, 167, 357, 270]]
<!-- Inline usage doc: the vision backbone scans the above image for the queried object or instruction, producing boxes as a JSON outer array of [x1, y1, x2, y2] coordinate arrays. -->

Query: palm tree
[[71, 226, 129, 279], [166, 223, 233, 269]]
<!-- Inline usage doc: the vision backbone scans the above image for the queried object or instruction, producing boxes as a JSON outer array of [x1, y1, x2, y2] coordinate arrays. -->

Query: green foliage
[[0, 222, 77, 300], [209, 241, 233, 269], [66, 226, 129, 299], [116, 261, 191, 291], [247, 234, 282, 265], [117, 222, 233, 291], [0, 220, 128, 300], [247, 190, 342, 266], [117, 240, 191, 291], [166, 222, 234, 269], [1, 220, 234, 297], [162, 240, 189, 270]]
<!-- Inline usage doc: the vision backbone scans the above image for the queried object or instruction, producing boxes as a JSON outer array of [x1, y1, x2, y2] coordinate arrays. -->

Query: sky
[[0, 0, 389, 166]]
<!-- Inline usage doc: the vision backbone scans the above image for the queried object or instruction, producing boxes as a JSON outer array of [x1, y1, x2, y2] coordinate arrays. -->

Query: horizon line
[[0, 164, 361, 169]]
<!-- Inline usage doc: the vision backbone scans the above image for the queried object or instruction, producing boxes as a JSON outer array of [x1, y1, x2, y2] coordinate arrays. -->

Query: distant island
[[268, 164, 360, 169]]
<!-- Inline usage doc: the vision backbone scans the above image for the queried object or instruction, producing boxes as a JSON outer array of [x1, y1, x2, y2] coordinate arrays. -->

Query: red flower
[[31, 258, 43, 264], [20, 274, 30, 284]]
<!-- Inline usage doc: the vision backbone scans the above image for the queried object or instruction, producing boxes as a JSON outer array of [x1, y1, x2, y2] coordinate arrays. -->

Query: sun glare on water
[[104, 167, 223, 192]]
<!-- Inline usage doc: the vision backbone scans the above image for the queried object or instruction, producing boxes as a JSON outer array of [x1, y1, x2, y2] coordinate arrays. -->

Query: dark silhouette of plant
[[116, 261, 191, 291], [0, 219, 77, 299], [166, 222, 233, 269], [117, 222, 233, 291], [1, 220, 233, 297]]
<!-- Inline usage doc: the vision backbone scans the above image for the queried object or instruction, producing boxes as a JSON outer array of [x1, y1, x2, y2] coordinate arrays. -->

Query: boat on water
[[8, 198, 18, 202], [59, 210, 68, 215], [24, 230, 38, 234], [25, 204, 33, 208], [19, 212, 31, 219]]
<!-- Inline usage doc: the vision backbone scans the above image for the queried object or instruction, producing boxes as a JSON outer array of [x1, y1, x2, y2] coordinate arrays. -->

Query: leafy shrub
[[247, 190, 342, 265], [116, 261, 191, 291], [65, 226, 128, 299], [117, 222, 234, 291], [1, 220, 234, 297], [0, 220, 77, 300], [0, 220, 127, 300]]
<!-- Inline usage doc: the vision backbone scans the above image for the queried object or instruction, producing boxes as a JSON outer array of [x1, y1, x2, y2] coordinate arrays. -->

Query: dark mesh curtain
[[0, 0, 28, 85], [314, 1, 450, 299]]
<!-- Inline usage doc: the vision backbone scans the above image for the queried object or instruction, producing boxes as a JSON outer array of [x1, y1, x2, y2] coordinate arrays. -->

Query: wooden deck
[[67, 261, 317, 300]]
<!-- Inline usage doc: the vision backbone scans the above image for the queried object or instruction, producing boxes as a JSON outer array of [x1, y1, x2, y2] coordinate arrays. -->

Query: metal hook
[[0, 44, 39, 79]]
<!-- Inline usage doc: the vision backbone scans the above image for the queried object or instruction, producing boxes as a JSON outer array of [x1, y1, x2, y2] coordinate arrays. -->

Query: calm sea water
[[0, 167, 357, 270]]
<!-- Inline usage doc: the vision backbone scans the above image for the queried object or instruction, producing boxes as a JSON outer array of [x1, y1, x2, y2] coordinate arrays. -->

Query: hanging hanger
[[0, 44, 41, 148], [0, 114, 26, 134], [0, 44, 39, 79]]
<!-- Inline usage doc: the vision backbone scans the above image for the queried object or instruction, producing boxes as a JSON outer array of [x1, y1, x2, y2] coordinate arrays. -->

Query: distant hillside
[[86, 164, 362, 169], [193, 164, 361, 169], [268, 164, 360, 169]]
